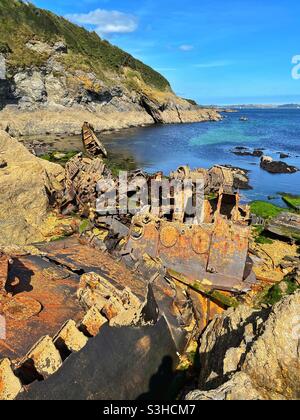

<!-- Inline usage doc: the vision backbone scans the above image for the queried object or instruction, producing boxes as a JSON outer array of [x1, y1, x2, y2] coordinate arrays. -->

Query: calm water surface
[[101, 109, 300, 205], [24, 108, 300, 205]]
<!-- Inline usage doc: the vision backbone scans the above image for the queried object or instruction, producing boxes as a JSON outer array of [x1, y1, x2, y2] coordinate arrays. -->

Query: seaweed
[[260, 277, 300, 306], [40, 151, 78, 165], [279, 193, 300, 212], [250, 201, 286, 219]]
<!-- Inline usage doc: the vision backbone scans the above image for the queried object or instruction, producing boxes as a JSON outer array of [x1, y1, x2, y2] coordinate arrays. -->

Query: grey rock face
[[0, 54, 6, 80], [9, 59, 135, 112], [0, 39, 221, 132], [186, 291, 300, 400], [53, 41, 68, 53], [14, 70, 47, 107], [25, 40, 68, 55]]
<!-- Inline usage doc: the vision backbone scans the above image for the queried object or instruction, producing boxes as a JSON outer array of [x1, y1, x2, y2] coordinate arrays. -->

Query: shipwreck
[[0, 123, 258, 400]]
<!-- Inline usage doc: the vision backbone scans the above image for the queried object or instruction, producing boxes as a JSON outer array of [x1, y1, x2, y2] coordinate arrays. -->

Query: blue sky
[[33, 0, 300, 105]]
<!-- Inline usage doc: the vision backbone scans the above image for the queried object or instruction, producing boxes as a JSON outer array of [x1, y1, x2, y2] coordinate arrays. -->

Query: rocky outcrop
[[265, 212, 300, 241], [232, 147, 264, 157], [0, 53, 5, 79], [0, 130, 64, 245], [0, 38, 221, 135], [0, 107, 221, 137], [260, 156, 298, 174], [186, 291, 300, 400]]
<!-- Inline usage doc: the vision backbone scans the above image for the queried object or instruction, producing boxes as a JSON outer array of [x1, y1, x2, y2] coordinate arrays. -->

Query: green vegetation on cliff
[[0, 0, 171, 91]]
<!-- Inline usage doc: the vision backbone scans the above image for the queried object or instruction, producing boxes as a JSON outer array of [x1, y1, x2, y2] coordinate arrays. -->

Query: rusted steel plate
[[0, 255, 84, 360], [127, 217, 159, 260], [3, 296, 42, 321], [160, 226, 179, 248], [125, 214, 253, 291], [188, 289, 225, 332], [37, 237, 147, 300], [158, 223, 211, 280], [207, 215, 250, 280]]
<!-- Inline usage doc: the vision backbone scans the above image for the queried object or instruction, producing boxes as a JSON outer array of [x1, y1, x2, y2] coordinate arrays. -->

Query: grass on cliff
[[0, 0, 171, 92]]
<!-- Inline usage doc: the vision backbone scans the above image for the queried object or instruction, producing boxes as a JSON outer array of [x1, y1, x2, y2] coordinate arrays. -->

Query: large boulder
[[260, 156, 298, 174], [186, 291, 300, 400], [0, 130, 64, 245]]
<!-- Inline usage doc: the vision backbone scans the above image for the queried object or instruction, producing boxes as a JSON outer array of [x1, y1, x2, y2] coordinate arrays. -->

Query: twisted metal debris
[[0, 123, 258, 400]]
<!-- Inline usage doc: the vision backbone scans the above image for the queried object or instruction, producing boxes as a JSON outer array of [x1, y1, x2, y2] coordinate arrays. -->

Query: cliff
[[0, 0, 221, 135]]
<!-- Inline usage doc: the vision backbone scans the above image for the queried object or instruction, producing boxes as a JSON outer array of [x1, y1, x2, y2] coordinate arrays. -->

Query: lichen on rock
[[186, 290, 300, 400], [0, 130, 64, 245]]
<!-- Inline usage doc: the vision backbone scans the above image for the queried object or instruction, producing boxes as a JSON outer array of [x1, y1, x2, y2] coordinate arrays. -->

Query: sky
[[33, 0, 300, 105]]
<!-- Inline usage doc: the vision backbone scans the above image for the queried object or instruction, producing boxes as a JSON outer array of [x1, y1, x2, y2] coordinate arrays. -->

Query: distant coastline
[[217, 104, 300, 110]]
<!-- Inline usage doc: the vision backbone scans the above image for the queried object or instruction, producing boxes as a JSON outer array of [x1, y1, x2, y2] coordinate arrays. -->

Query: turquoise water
[[102, 109, 300, 205]]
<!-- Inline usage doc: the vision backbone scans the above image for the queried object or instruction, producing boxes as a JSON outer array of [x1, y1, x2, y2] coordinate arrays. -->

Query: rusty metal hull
[[124, 214, 254, 292], [18, 318, 179, 401], [0, 237, 192, 400], [0, 254, 84, 360], [82, 122, 107, 158]]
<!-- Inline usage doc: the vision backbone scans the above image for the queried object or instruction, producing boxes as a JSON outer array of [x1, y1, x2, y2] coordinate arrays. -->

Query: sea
[[24, 108, 300, 207], [101, 108, 300, 206]]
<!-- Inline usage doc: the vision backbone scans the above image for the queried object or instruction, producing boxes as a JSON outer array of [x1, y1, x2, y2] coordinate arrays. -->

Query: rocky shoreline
[[0, 107, 221, 137]]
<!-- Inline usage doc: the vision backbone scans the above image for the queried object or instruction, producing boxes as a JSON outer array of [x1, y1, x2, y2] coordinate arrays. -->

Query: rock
[[279, 153, 289, 159], [252, 149, 264, 157], [0, 159, 7, 168], [232, 147, 263, 157], [0, 54, 6, 80], [53, 152, 67, 160], [14, 70, 47, 107], [25, 40, 53, 55], [53, 41, 68, 53], [222, 165, 252, 190], [187, 372, 264, 400], [0, 130, 64, 246], [265, 212, 300, 241], [0, 359, 23, 400], [260, 156, 298, 174], [186, 291, 300, 400]]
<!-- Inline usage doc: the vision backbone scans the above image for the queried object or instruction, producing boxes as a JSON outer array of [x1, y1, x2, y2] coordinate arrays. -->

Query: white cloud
[[66, 9, 138, 35], [179, 44, 194, 52], [195, 60, 233, 68]]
